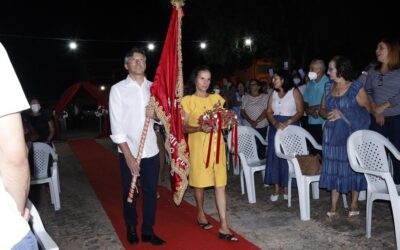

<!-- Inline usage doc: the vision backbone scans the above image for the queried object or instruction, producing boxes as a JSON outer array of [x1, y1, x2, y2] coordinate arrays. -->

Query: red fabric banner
[[150, 4, 189, 205]]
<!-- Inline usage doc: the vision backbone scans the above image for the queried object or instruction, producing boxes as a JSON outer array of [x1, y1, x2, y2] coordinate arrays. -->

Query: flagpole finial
[[171, 0, 185, 8]]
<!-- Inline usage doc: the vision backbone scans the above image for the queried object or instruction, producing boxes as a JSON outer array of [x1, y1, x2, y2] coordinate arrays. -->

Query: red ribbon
[[233, 124, 238, 166], [205, 127, 213, 168], [216, 111, 222, 164]]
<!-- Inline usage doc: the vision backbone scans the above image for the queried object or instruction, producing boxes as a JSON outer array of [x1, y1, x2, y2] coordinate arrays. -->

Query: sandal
[[197, 220, 213, 230], [347, 210, 360, 222], [219, 232, 238, 242], [325, 211, 339, 223]]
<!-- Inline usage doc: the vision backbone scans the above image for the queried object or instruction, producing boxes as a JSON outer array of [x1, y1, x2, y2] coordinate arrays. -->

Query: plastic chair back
[[228, 126, 266, 165], [32, 143, 58, 179], [347, 130, 392, 193]]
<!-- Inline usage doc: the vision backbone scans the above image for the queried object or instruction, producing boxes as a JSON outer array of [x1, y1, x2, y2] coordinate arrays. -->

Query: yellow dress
[[181, 94, 227, 188]]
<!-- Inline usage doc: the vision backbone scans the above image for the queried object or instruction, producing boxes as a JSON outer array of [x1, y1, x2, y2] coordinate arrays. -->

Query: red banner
[[150, 3, 189, 205]]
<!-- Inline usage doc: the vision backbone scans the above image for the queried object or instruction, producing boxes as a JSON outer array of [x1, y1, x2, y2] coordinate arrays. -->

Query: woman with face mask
[[27, 98, 55, 144]]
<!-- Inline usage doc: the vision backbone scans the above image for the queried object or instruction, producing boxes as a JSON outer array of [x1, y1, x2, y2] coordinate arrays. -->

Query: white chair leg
[[261, 170, 265, 183], [296, 178, 308, 221], [48, 182, 55, 204], [304, 180, 311, 221], [342, 194, 349, 209], [51, 175, 61, 211], [391, 202, 400, 250], [311, 182, 319, 199], [243, 168, 255, 203], [240, 169, 245, 195], [250, 170, 257, 203], [366, 192, 373, 238], [233, 160, 240, 175], [288, 176, 293, 208]]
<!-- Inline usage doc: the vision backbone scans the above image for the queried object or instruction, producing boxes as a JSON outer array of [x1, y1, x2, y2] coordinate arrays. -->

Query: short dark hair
[[274, 69, 294, 93], [124, 47, 146, 64], [331, 55, 355, 81]]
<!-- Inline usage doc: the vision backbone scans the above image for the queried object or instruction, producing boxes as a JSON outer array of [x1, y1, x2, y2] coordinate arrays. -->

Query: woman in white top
[[265, 70, 304, 202]]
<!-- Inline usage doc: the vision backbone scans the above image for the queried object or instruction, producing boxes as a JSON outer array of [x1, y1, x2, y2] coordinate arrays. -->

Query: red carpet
[[68, 139, 260, 250]]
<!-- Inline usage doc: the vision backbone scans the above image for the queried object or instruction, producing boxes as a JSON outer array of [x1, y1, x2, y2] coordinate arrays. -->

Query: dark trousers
[[370, 115, 400, 184], [307, 124, 323, 155], [119, 153, 160, 235]]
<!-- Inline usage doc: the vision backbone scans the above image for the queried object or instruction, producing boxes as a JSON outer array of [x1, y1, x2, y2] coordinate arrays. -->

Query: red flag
[[150, 2, 189, 205]]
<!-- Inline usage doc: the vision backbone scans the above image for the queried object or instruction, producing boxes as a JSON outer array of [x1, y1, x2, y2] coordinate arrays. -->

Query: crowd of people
[[1, 36, 399, 249], [108, 37, 400, 246]]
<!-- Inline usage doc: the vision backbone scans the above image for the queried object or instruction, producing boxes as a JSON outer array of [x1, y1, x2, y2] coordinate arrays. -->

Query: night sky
[[1, 0, 398, 103]]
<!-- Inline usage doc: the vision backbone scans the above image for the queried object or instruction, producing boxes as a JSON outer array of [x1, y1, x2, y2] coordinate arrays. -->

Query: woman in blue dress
[[319, 56, 371, 222]]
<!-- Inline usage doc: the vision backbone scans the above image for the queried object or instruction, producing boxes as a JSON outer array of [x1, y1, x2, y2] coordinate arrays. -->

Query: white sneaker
[[270, 194, 279, 202], [283, 194, 288, 200]]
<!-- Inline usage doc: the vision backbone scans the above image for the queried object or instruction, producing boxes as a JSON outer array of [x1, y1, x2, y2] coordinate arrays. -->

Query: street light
[[200, 42, 207, 49], [147, 43, 155, 51], [244, 38, 252, 47], [69, 41, 78, 50]]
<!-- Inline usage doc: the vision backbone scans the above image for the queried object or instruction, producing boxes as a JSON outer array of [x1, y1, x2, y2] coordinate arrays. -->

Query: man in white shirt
[[0, 42, 38, 249], [109, 47, 165, 246]]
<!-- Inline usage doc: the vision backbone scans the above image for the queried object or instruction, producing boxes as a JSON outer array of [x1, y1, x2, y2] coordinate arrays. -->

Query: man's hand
[[22, 208, 30, 221], [126, 156, 140, 176], [145, 105, 156, 119]]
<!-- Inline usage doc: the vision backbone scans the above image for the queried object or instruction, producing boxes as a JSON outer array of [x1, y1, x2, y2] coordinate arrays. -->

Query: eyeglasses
[[378, 74, 383, 86]]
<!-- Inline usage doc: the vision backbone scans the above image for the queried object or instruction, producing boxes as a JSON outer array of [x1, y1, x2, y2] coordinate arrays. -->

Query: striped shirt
[[365, 69, 400, 117]]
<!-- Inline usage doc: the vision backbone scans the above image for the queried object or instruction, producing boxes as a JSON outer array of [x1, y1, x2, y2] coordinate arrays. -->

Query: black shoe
[[127, 231, 139, 245], [141, 234, 166, 246]]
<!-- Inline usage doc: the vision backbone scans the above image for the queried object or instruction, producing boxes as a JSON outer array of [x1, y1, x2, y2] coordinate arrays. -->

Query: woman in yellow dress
[[181, 66, 238, 242]]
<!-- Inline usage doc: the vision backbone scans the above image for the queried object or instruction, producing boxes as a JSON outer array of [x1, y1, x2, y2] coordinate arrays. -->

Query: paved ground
[[30, 130, 397, 250]]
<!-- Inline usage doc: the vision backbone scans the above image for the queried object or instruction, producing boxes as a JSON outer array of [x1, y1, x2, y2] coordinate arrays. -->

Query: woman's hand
[[200, 124, 212, 133], [374, 112, 385, 126], [326, 109, 342, 122]]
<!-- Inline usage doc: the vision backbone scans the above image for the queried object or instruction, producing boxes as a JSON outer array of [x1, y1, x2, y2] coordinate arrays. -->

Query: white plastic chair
[[228, 126, 267, 203], [275, 125, 322, 220], [31, 142, 61, 211], [27, 199, 59, 250], [347, 130, 400, 248]]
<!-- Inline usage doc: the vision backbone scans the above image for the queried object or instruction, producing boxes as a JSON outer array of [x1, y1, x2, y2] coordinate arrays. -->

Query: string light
[[100, 85, 106, 91]]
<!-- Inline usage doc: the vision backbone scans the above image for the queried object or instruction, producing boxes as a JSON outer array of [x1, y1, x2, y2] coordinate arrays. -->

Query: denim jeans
[[12, 231, 38, 250]]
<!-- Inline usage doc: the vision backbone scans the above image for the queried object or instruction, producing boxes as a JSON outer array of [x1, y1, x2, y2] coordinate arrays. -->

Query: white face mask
[[308, 71, 318, 81], [293, 78, 301, 85], [31, 104, 41, 113], [213, 89, 220, 94]]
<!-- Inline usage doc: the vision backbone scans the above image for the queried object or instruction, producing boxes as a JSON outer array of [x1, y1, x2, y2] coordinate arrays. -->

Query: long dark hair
[[188, 65, 213, 95], [274, 69, 294, 93]]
